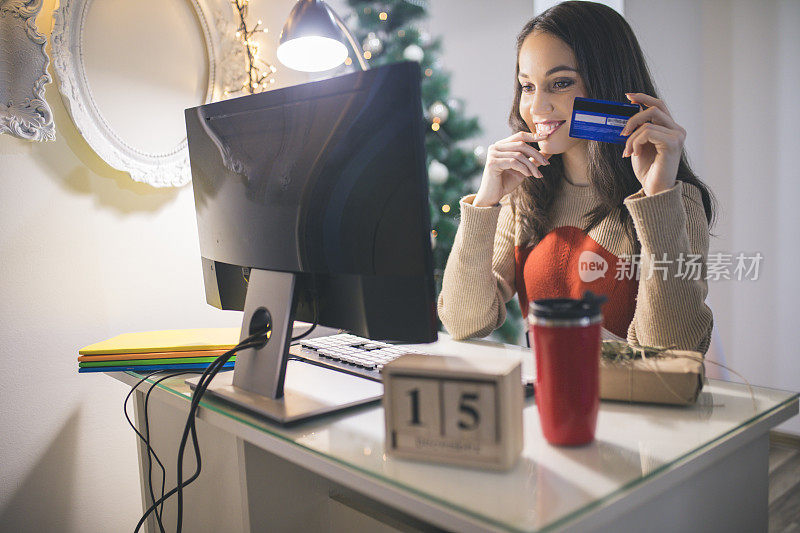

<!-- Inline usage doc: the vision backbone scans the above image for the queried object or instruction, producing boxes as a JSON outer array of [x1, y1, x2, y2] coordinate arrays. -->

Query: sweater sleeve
[[437, 194, 517, 340], [623, 181, 714, 354]]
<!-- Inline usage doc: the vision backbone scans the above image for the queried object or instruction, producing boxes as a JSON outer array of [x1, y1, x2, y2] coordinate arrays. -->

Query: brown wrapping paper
[[600, 350, 705, 406]]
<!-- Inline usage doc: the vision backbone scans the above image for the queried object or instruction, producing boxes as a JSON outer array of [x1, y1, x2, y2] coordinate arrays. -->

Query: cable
[[175, 336, 265, 532], [143, 372, 203, 525], [291, 320, 317, 341], [124, 371, 168, 533], [124, 370, 205, 533], [291, 278, 319, 342], [133, 332, 268, 533]]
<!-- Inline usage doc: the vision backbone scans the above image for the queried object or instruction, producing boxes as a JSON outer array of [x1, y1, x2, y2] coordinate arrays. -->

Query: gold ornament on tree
[[228, 0, 278, 96]]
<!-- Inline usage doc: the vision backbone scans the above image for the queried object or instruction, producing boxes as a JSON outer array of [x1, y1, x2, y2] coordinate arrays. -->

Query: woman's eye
[[554, 79, 575, 89], [521, 84, 534, 93]]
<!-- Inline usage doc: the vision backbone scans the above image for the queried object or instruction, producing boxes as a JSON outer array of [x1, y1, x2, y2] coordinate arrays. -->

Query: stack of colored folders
[[78, 328, 242, 373]]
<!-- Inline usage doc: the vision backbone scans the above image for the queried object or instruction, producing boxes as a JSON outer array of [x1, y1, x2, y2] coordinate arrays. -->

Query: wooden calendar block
[[382, 353, 523, 470], [388, 377, 441, 439]]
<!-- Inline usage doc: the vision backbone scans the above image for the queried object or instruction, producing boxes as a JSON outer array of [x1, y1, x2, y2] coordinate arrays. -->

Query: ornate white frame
[[0, 0, 55, 142], [51, 0, 242, 187]]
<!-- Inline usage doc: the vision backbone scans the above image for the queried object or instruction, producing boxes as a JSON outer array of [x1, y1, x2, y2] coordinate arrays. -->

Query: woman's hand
[[621, 93, 686, 196], [473, 131, 551, 207]]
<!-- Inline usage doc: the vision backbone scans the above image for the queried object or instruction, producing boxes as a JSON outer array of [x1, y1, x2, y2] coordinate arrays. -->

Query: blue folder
[[78, 362, 236, 373]]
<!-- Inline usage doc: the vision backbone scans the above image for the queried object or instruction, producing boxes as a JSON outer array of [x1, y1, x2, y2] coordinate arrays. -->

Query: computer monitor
[[184, 61, 438, 423]]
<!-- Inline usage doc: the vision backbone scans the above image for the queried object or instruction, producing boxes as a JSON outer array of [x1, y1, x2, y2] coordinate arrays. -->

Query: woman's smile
[[533, 120, 566, 138]]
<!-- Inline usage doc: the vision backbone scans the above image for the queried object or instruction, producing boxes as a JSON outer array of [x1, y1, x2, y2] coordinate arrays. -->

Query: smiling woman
[[516, 33, 587, 180], [437, 0, 717, 355]]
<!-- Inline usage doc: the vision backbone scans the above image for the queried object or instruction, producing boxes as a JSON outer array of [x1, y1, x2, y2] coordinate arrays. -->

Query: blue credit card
[[569, 97, 640, 144]]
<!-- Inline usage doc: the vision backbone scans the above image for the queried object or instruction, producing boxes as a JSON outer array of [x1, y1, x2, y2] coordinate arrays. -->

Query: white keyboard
[[294, 333, 536, 398], [294, 333, 425, 380]]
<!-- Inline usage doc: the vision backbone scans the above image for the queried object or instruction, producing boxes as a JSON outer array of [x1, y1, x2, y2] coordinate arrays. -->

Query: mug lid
[[529, 291, 607, 320]]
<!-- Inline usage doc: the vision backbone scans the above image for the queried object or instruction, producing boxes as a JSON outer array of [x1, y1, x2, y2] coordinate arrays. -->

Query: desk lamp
[[277, 0, 368, 72]]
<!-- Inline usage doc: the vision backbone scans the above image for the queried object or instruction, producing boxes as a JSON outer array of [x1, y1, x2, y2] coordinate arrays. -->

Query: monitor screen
[[185, 61, 437, 343]]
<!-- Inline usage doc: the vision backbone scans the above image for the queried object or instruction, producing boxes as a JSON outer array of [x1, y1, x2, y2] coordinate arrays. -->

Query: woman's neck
[[561, 142, 590, 186]]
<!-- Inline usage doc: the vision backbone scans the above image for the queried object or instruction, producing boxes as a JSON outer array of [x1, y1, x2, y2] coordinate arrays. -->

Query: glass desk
[[112, 334, 798, 532]]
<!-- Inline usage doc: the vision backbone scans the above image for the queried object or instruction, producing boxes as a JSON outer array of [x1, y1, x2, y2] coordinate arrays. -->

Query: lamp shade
[[278, 0, 349, 72]]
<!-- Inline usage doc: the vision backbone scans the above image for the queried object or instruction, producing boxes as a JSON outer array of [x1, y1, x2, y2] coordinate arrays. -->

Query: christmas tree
[[338, 0, 523, 343]]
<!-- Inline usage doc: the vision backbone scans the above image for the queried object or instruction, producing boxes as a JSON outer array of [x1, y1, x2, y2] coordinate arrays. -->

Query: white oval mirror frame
[[51, 0, 241, 187]]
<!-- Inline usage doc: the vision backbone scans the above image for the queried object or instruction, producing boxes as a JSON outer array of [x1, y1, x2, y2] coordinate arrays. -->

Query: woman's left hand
[[620, 93, 685, 196]]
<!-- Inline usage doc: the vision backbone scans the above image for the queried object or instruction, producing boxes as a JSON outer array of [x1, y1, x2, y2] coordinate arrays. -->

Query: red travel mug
[[529, 292, 606, 446]]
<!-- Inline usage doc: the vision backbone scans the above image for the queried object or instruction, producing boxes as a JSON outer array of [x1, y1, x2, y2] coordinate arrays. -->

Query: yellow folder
[[78, 349, 230, 362], [79, 328, 241, 355]]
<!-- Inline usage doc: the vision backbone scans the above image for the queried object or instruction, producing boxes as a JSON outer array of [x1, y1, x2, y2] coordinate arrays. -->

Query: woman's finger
[[507, 152, 541, 177], [507, 130, 550, 144], [494, 140, 550, 166], [514, 152, 543, 177], [498, 156, 542, 178], [492, 148, 538, 175], [620, 106, 678, 137], [625, 92, 671, 118], [624, 123, 681, 157], [623, 123, 662, 157]]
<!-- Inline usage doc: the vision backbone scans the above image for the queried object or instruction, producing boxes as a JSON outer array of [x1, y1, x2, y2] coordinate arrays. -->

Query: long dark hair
[[509, 1, 715, 249]]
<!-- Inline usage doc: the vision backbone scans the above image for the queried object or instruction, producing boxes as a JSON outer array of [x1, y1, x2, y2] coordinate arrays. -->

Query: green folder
[[79, 356, 236, 368]]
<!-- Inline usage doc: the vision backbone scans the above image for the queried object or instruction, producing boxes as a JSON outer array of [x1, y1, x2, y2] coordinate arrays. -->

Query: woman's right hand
[[473, 131, 551, 207]]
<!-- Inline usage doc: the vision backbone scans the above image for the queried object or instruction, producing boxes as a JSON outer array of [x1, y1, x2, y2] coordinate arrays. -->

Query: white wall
[[625, 0, 800, 434], [0, 0, 302, 530], [427, 0, 535, 152]]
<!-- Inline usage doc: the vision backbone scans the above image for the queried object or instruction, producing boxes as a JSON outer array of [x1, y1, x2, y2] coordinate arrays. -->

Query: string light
[[228, 0, 277, 96], [441, 204, 450, 213], [431, 230, 438, 237], [379, 12, 388, 20], [431, 123, 440, 131], [425, 68, 433, 77], [344, 57, 352, 66], [398, 30, 405, 37], [363, 51, 372, 60]]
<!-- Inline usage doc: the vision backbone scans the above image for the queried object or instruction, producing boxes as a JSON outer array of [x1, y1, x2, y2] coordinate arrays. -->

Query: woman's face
[[517, 31, 588, 156]]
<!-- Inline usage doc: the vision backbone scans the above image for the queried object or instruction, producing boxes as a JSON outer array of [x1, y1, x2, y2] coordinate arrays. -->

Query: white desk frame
[[112, 335, 798, 532]]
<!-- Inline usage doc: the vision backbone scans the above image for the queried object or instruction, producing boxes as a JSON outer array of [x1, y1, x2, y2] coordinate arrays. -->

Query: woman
[[437, 1, 715, 353]]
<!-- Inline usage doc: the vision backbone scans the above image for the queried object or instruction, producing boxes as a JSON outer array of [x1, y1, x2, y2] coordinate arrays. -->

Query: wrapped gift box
[[600, 349, 705, 406]]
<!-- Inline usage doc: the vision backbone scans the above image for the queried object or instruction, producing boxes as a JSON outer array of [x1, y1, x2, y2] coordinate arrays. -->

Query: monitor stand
[[187, 269, 383, 424]]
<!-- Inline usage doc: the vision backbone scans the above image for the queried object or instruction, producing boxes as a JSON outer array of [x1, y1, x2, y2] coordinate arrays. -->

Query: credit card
[[569, 97, 640, 144]]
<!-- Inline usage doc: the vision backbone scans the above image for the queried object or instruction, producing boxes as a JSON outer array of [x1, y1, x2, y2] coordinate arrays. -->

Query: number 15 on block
[[383, 354, 524, 470]]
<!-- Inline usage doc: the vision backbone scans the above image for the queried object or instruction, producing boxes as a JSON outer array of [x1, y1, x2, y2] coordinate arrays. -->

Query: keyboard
[[291, 333, 536, 398], [292, 333, 425, 382]]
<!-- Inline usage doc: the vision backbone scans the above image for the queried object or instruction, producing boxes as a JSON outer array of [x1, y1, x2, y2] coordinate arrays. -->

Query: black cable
[[143, 372, 203, 525], [134, 350, 240, 532], [134, 404, 204, 533], [291, 314, 318, 341], [133, 333, 267, 533], [291, 278, 319, 342], [124, 370, 205, 533], [175, 336, 264, 531], [124, 370, 169, 533]]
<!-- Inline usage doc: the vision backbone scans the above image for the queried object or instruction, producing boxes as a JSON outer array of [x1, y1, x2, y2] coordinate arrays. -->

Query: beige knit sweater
[[437, 179, 713, 354]]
